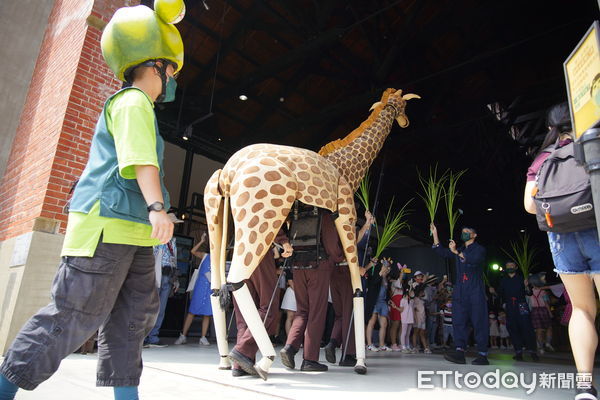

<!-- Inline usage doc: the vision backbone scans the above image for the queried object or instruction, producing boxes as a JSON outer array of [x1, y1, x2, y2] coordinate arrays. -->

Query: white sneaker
[[367, 344, 379, 352], [379, 345, 392, 352], [199, 336, 210, 346], [545, 343, 555, 352], [401, 347, 410, 353], [174, 333, 187, 345]]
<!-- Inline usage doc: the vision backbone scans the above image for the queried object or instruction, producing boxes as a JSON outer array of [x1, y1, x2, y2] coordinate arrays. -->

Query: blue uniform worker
[[430, 223, 489, 365], [497, 262, 538, 361]]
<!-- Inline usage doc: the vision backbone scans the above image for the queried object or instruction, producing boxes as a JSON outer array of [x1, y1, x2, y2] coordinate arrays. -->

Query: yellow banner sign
[[564, 21, 600, 138]]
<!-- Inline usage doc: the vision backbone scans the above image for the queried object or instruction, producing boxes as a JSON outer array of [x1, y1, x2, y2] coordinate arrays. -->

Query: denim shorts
[[373, 300, 389, 317], [548, 228, 600, 275]]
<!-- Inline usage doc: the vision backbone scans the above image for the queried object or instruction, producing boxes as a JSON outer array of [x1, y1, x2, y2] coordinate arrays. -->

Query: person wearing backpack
[[524, 102, 600, 400]]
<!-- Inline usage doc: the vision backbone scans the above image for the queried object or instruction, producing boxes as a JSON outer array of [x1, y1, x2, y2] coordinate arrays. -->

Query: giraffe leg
[[204, 169, 231, 370], [333, 177, 367, 375], [227, 161, 296, 380]]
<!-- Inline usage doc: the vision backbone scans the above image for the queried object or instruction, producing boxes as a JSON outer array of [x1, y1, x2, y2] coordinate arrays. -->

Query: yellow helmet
[[101, 0, 185, 82]]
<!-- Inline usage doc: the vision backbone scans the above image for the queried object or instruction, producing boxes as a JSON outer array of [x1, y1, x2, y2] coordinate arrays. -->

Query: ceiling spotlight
[[182, 135, 188, 141], [182, 125, 192, 141], [202, 0, 209, 10], [239, 94, 248, 101], [520, 229, 526, 233], [217, 138, 222, 141], [487, 208, 493, 211], [279, 97, 285, 102]]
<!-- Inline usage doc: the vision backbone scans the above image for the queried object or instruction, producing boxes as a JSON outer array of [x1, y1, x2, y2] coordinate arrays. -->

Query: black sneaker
[[228, 349, 256, 376], [339, 354, 357, 367], [324, 341, 337, 364], [575, 385, 598, 400], [472, 355, 490, 365], [280, 344, 298, 369], [444, 350, 466, 364], [513, 353, 524, 361], [301, 360, 328, 372]]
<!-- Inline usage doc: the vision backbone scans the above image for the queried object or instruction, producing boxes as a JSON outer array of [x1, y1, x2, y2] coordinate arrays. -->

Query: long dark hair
[[538, 102, 572, 154]]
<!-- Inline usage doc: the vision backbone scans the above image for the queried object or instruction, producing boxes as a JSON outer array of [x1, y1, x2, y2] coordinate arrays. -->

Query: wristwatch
[[147, 201, 165, 212]]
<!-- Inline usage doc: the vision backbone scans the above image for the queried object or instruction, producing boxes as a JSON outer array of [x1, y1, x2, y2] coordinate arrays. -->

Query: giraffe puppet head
[[370, 88, 421, 128]]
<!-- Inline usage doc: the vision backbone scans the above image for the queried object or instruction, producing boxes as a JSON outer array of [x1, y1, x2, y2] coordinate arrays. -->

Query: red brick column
[[0, 0, 135, 241]]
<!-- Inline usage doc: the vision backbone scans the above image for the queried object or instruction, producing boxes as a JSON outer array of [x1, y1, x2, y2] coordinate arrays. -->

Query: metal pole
[[343, 152, 387, 361], [577, 128, 600, 238]]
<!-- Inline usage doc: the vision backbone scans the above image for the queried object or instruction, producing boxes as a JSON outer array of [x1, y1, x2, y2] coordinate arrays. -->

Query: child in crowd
[[388, 264, 406, 352], [412, 285, 431, 353], [441, 299, 453, 349], [528, 284, 555, 354], [400, 288, 415, 353], [489, 312, 499, 349], [498, 311, 510, 348], [366, 259, 393, 351]]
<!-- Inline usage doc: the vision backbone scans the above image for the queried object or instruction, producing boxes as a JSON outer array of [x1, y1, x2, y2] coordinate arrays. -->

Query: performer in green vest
[[0, 2, 185, 399]]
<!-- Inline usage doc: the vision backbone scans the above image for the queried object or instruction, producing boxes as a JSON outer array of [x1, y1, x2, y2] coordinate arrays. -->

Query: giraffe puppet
[[204, 88, 419, 379]]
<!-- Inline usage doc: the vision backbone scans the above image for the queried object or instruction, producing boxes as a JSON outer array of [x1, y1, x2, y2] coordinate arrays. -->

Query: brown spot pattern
[[236, 192, 250, 207], [236, 208, 246, 221], [256, 243, 265, 256], [339, 207, 350, 215], [264, 210, 276, 219], [243, 177, 261, 188], [244, 252, 253, 266], [265, 232, 274, 244], [252, 203, 264, 212], [265, 171, 281, 181], [256, 190, 268, 199], [271, 198, 283, 207], [270, 184, 286, 195], [260, 158, 276, 166], [259, 222, 269, 233], [248, 216, 259, 228], [249, 231, 257, 244], [244, 166, 259, 174], [237, 242, 245, 256]]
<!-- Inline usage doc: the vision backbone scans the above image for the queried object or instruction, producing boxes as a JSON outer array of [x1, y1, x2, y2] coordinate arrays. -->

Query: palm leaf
[[443, 169, 467, 240], [501, 233, 538, 278], [374, 198, 413, 258], [417, 165, 448, 225], [355, 172, 371, 211]]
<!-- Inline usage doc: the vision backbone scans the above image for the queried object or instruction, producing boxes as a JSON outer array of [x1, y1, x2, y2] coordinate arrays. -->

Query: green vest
[[69, 87, 170, 225]]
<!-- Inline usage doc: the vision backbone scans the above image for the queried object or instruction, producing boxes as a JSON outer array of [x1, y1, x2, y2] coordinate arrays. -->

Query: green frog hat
[[101, 0, 185, 82]]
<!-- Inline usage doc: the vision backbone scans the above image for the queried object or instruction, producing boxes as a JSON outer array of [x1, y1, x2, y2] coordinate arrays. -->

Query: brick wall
[[0, 0, 138, 241]]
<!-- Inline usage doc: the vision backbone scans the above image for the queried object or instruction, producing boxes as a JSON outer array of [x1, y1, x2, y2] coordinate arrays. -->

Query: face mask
[[159, 76, 177, 103], [460, 232, 471, 242]]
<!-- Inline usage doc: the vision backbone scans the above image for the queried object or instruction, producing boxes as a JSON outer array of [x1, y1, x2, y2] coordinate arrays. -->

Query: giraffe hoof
[[255, 364, 268, 381], [354, 365, 367, 375]]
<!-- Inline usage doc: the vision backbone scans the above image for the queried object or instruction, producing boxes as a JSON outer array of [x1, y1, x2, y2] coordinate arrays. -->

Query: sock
[[113, 386, 139, 400], [0, 374, 19, 400]]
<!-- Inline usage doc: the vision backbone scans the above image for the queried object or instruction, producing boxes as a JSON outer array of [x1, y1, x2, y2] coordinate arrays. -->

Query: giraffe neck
[[324, 106, 395, 192]]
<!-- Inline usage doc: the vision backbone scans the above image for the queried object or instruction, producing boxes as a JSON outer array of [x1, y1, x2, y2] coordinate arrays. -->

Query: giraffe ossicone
[[204, 88, 419, 378]]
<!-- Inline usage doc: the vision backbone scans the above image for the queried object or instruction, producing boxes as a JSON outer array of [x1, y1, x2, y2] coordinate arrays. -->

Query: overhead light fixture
[[239, 94, 248, 101], [202, 0, 209, 10], [520, 229, 526, 233], [279, 97, 285, 102], [487, 208, 493, 211], [217, 138, 222, 141]]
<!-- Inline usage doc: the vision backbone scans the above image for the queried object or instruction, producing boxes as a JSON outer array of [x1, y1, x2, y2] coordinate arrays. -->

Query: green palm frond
[[443, 169, 467, 240], [501, 233, 538, 277], [355, 172, 371, 211], [374, 198, 413, 258], [417, 165, 448, 224]]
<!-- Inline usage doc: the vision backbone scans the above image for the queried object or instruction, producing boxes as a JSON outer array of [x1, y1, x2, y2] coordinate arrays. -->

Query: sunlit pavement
[[3, 341, 583, 399]]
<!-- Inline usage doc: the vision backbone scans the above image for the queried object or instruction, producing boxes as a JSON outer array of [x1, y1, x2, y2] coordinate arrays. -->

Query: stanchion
[[575, 127, 600, 238]]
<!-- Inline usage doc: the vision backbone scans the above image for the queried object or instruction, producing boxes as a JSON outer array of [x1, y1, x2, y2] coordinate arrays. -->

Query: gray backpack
[[534, 141, 596, 232]]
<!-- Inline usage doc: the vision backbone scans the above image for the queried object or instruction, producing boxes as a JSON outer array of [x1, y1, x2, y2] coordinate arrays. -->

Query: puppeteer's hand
[[365, 210, 375, 226], [430, 222, 437, 235], [449, 240, 457, 252], [281, 242, 293, 258], [149, 210, 174, 244], [200, 231, 207, 243]]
